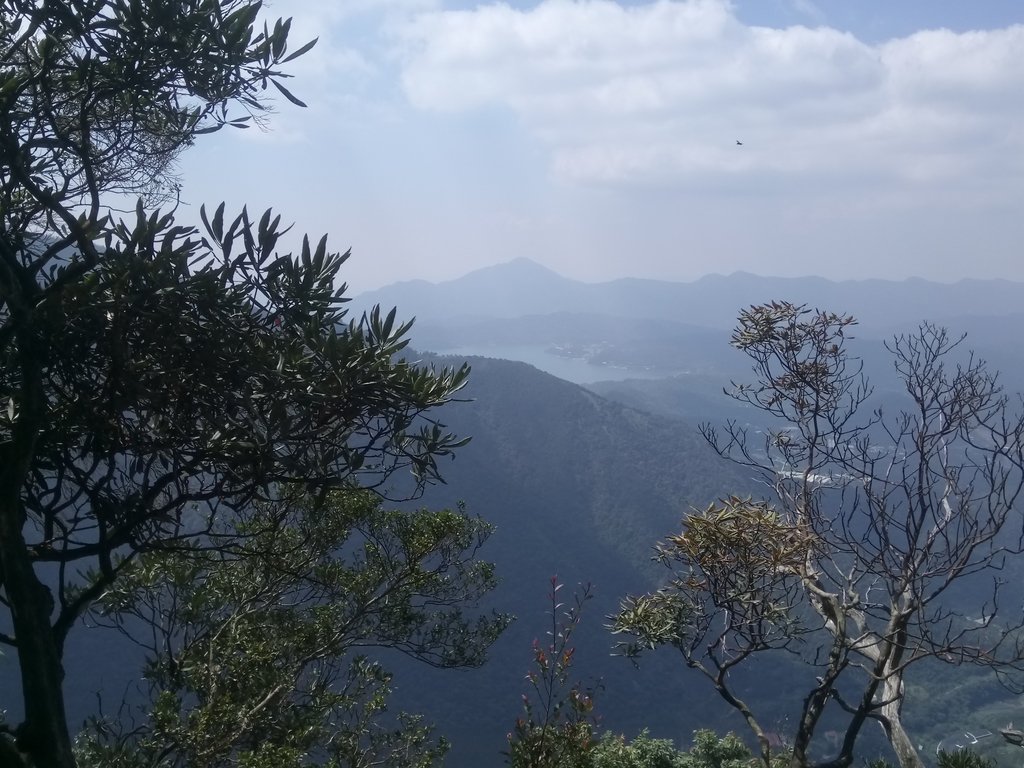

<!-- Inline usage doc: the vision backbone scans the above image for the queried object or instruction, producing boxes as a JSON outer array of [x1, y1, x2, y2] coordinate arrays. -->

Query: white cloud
[[396, 0, 1024, 189]]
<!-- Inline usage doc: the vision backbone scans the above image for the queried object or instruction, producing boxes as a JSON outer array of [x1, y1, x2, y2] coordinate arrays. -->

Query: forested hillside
[[2, 352, 754, 765], [298, 353, 761, 766]]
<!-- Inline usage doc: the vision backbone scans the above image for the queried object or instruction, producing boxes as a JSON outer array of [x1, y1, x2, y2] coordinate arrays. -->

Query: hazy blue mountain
[[393, 354, 756, 766], [352, 259, 1024, 344], [353, 258, 584, 321], [353, 260, 1024, 418]]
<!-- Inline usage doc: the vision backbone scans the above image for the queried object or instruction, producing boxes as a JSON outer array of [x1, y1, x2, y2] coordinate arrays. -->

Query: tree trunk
[[880, 675, 923, 768], [0, 498, 76, 768], [792, 630, 848, 768], [0, 275, 75, 767], [708, 668, 775, 768]]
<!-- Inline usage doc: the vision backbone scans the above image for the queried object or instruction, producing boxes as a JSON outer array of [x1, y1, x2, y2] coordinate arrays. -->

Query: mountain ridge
[[351, 258, 1024, 337]]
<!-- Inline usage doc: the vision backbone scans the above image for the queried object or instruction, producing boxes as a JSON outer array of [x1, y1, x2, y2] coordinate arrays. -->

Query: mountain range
[[352, 258, 1024, 339], [6, 261, 1023, 766], [351, 259, 1024, 391]]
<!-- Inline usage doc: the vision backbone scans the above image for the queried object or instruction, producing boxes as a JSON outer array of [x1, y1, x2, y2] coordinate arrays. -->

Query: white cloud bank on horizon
[[397, 0, 1024, 191]]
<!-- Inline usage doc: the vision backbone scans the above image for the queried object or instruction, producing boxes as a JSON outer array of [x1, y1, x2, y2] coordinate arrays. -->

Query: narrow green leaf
[[212, 202, 225, 241], [271, 79, 307, 108], [282, 36, 317, 63]]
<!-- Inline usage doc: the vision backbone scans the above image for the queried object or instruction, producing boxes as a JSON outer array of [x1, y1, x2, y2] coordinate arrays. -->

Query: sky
[[176, 0, 1024, 291]]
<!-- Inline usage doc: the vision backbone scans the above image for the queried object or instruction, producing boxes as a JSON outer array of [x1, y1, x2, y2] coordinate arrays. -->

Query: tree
[[1, 2, 470, 766], [507, 579, 599, 768], [587, 729, 692, 768], [74, 489, 510, 768], [613, 303, 1024, 768]]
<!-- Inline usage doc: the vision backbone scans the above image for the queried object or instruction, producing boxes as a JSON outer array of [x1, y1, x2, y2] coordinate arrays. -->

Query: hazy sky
[[176, 0, 1024, 291]]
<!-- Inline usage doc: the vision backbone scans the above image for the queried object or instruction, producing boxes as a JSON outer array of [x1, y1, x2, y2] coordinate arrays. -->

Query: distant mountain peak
[[465, 257, 567, 282]]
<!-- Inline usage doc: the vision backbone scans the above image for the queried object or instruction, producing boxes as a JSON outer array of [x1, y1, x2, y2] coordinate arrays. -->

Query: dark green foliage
[[582, 729, 756, 768], [679, 730, 760, 768], [589, 731, 688, 768], [76, 489, 509, 767], [936, 751, 996, 768]]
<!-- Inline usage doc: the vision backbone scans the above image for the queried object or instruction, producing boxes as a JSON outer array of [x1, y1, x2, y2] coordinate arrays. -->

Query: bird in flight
[[736, 140, 743, 145]]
